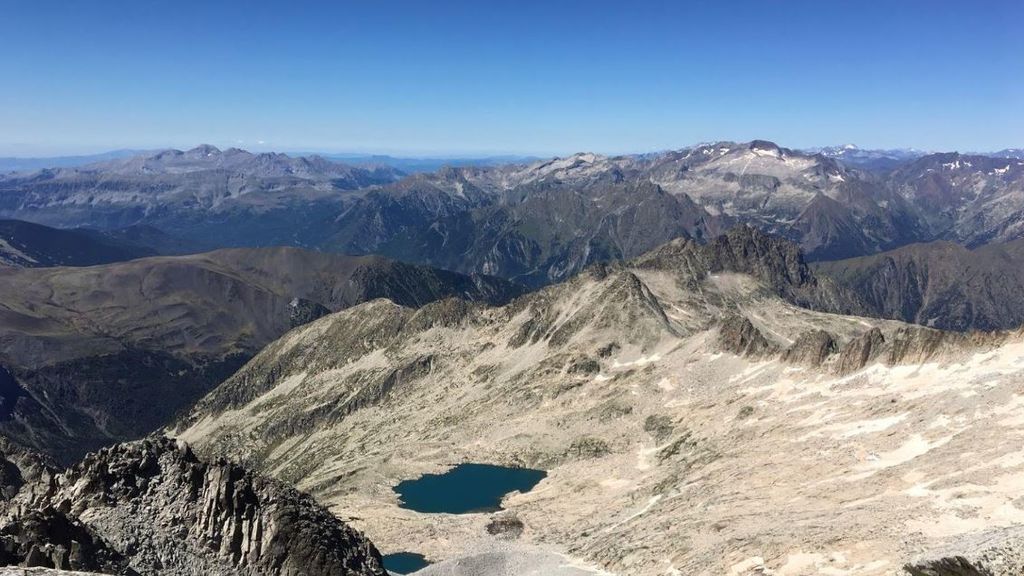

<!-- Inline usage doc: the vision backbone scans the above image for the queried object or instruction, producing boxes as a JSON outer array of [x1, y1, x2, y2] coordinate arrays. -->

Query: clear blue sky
[[2, 0, 1021, 156]]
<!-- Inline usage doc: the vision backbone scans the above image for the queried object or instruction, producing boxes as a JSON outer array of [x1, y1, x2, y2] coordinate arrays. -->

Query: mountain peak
[[185, 144, 221, 156], [748, 139, 782, 153]]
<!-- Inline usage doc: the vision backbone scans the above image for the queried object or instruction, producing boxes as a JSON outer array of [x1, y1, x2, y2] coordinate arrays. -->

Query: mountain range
[[0, 224, 1016, 574], [4, 141, 1022, 292], [171, 225, 1024, 576], [0, 247, 520, 463], [2, 142, 1024, 574]]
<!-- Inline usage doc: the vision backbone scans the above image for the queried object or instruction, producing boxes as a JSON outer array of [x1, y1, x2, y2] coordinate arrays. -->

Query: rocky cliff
[[0, 437, 385, 576], [815, 238, 1024, 331]]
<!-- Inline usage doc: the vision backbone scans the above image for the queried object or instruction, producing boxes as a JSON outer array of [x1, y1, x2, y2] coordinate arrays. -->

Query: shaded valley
[[0, 248, 521, 463]]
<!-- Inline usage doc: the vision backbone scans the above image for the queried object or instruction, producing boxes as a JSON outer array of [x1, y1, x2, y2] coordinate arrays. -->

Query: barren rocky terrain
[[0, 436, 386, 575], [174, 227, 1024, 575], [0, 247, 520, 463]]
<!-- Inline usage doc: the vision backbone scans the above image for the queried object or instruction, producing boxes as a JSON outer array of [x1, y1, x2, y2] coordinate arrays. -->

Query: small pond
[[382, 551, 430, 574], [394, 463, 547, 514]]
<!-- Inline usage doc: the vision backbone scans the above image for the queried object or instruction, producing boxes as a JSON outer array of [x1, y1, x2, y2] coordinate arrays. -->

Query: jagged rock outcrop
[[0, 437, 385, 576], [634, 225, 867, 315], [782, 330, 837, 366], [835, 327, 886, 374], [905, 526, 1024, 576], [0, 438, 58, 522], [716, 316, 773, 357], [699, 225, 866, 313], [882, 327, 1004, 366], [0, 508, 129, 574]]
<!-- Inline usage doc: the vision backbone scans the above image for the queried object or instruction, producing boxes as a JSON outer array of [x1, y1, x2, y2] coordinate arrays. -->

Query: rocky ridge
[[175, 228, 1024, 575], [815, 238, 1024, 331], [0, 247, 521, 464], [0, 436, 386, 576]]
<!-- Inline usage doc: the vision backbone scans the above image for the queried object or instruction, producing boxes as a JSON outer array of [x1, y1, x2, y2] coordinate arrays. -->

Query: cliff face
[[814, 238, 1024, 331], [633, 225, 867, 315], [0, 437, 385, 576]]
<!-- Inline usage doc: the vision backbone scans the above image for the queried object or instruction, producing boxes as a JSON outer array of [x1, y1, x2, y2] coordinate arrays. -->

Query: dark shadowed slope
[[0, 219, 157, 267], [814, 238, 1024, 331], [0, 247, 522, 463]]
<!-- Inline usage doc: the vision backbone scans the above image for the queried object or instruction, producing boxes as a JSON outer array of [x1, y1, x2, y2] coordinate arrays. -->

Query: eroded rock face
[[633, 225, 867, 315], [836, 327, 885, 374], [717, 315, 774, 357], [0, 508, 128, 574], [782, 330, 837, 366], [905, 526, 1024, 576], [0, 437, 385, 576]]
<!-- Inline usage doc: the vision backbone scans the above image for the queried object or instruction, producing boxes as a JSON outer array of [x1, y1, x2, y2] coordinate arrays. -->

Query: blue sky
[[2, 0, 1021, 156]]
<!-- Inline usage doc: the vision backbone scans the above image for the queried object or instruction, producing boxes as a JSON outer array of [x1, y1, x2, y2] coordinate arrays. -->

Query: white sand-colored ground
[[179, 267, 1024, 575]]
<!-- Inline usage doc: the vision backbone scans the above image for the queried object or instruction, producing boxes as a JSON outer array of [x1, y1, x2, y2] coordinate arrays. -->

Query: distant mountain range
[[806, 144, 926, 171], [0, 148, 538, 174], [2, 141, 1023, 290], [320, 140, 1024, 283], [0, 149, 149, 173], [317, 153, 539, 173]]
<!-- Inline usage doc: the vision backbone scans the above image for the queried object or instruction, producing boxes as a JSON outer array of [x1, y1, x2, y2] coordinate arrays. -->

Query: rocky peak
[[782, 330, 838, 367], [185, 144, 222, 158], [835, 327, 885, 374], [748, 139, 783, 155], [704, 225, 809, 282], [716, 316, 774, 357], [0, 437, 387, 576]]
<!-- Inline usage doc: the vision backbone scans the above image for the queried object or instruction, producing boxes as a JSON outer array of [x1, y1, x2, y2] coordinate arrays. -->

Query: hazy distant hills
[[0, 145, 405, 249], [0, 149, 148, 172], [986, 148, 1024, 160], [319, 152, 539, 173], [806, 144, 925, 171]]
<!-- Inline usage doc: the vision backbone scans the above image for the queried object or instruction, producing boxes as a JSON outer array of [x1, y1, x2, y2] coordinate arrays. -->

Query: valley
[[3, 3, 1020, 574], [0, 247, 520, 463], [172, 227, 1024, 575]]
